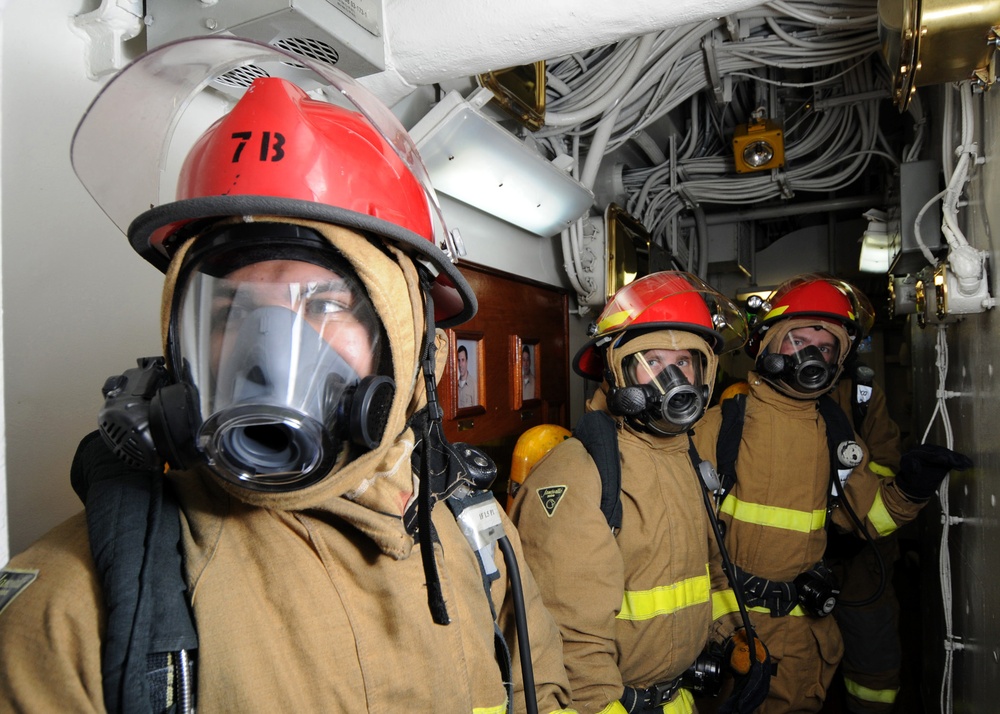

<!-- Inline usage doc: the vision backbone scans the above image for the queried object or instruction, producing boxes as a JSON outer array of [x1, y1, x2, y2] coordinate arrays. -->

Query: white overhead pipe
[[361, 0, 768, 104]]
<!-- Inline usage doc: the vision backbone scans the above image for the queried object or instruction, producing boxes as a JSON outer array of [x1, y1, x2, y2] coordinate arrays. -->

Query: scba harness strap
[[715, 393, 856, 618], [572, 410, 624, 532], [715, 393, 858, 512], [569, 411, 729, 706], [71, 431, 197, 714]]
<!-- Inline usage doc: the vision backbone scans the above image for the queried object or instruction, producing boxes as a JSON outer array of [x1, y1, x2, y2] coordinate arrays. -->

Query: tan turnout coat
[[512, 391, 730, 714], [0, 221, 575, 714], [690, 374, 924, 713]]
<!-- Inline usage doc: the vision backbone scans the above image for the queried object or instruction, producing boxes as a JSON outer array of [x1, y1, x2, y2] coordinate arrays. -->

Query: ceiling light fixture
[[732, 118, 785, 173], [409, 88, 594, 237], [858, 208, 900, 273]]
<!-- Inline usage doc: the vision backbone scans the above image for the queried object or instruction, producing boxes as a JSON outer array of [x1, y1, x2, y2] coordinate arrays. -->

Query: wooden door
[[438, 263, 570, 501]]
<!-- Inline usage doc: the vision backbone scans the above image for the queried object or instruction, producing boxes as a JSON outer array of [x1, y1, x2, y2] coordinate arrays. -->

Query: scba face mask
[[757, 326, 841, 397], [611, 348, 708, 436], [172, 225, 394, 491]]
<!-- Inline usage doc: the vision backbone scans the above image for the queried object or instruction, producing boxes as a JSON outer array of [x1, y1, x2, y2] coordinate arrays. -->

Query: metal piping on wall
[[677, 194, 884, 228]]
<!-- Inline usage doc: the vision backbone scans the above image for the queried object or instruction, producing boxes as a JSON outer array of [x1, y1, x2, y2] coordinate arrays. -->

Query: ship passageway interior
[[2, 0, 1000, 712]]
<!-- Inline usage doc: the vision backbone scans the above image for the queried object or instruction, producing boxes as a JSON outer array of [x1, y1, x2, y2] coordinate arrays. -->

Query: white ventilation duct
[[144, 0, 386, 79]]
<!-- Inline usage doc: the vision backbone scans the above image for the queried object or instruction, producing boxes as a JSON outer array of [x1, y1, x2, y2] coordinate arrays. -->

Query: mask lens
[[763, 330, 839, 395], [792, 346, 833, 391], [175, 241, 386, 490]]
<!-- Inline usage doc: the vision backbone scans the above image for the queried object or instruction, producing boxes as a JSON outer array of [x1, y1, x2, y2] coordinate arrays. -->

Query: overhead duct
[[144, 0, 385, 79]]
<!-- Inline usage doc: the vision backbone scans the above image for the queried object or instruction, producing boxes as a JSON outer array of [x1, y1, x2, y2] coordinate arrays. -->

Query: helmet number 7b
[[230, 131, 286, 162]]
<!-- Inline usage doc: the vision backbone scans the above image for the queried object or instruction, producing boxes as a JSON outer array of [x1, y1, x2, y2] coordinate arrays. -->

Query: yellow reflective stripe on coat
[[712, 588, 740, 621], [868, 460, 896, 478], [712, 588, 807, 619], [596, 689, 694, 714], [720, 495, 826, 533], [867, 489, 898, 536], [618, 565, 711, 621], [473, 705, 507, 714], [844, 676, 898, 703], [475, 704, 581, 714]]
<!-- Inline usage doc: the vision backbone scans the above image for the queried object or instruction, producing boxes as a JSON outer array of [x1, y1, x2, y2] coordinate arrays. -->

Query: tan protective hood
[[605, 329, 719, 402], [161, 217, 448, 554]]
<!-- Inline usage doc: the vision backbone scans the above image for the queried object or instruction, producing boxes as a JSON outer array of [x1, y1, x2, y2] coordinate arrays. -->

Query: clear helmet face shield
[[70, 36, 447, 247], [174, 236, 389, 490], [617, 347, 708, 436], [68, 36, 476, 328]]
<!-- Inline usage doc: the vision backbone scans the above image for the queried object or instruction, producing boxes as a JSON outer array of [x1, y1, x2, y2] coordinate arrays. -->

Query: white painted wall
[[0, 3, 6, 567], [1, 0, 162, 556]]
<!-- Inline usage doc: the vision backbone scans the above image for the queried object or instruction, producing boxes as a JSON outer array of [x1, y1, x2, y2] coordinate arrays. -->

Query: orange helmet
[[745, 273, 874, 358], [71, 36, 474, 327], [574, 271, 747, 381]]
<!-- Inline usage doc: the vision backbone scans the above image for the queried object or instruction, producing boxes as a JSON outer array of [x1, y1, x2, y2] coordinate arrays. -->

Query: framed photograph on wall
[[512, 336, 541, 410], [451, 331, 485, 417]]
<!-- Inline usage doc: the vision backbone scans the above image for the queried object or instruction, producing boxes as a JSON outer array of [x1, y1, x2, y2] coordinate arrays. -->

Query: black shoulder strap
[[72, 431, 198, 714], [816, 394, 858, 499], [572, 410, 623, 532], [817, 393, 856, 448], [715, 393, 747, 498], [849, 362, 875, 429]]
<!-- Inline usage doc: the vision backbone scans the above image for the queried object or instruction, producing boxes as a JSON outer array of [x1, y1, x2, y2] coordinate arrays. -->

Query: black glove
[[896, 444, 973, 501], [719, 628, 772, 714]]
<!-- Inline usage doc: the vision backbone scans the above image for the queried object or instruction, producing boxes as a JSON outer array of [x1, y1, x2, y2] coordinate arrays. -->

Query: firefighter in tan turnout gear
[[828, 361, 905, 713], [691, 273, 971, 713], [510, 272, 769, 714], [0, 37, 575, 714]]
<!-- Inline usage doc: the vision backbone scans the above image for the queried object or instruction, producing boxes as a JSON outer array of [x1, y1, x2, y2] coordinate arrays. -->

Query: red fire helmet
[[71, 36, 474, 327], [573, 271, 748, 381], [745, 273, 874, 357]]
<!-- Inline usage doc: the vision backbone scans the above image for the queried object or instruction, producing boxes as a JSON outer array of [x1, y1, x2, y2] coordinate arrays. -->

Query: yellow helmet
[[719, 381, 750, 403], [507, 424, 572, 512]]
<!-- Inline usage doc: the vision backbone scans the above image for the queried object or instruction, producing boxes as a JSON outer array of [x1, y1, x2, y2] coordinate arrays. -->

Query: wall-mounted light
[[408, 87, 594, 238], [732, 118, 785, 173], [858, 208, 900, 273]]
